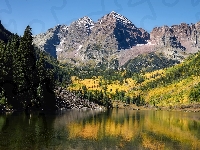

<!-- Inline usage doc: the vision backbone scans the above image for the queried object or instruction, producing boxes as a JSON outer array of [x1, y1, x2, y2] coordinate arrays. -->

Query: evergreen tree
[[14, 26, 36, 108]]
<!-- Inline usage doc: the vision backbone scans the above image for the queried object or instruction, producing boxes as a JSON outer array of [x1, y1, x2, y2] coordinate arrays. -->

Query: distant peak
[[83, 16, 91, 19], [107, 11, 132, 24], [110, 11, 117, 14], [79, 16, 93, 21], [108, 11, 120, 16], [75, 16, 94, 26]]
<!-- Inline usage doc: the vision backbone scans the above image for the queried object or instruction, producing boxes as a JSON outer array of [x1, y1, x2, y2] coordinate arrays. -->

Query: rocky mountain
[[150, 22, 200, 53], [34, 11, 150, 67], [33, 24, 68, 58], [57, 16, 94, 52], [88, 19, 200, 70], [85, 11, 149, 51], [156, 23, 200, 45], [77, 11, 150, 67], [56, 16, 94, 62], [33, 12, 200, 71]]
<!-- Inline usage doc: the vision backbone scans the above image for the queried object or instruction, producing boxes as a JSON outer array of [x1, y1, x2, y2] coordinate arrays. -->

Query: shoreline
[[112, 101, 200, 112], [2, 96, 200, 114], [2, 104, 200, 114]]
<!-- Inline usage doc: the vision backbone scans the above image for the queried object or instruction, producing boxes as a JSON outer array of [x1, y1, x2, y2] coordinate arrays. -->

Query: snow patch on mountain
[[110, 11, 132, 25], [73, 16, 94, 34], [77, 45, 82, 51]]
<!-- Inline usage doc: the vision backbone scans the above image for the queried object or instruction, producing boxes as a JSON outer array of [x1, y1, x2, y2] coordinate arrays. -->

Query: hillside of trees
[[0, 26, 60, 111], [123, 52, 179, 73], [68, 50, 200, 108]]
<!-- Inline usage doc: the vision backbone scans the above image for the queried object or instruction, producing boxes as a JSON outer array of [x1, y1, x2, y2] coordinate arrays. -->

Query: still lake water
[[1, 109, 200, 150]]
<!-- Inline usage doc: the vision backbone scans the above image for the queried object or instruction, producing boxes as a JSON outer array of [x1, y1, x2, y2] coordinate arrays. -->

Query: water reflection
[[66, 110, 200, 150], [0, 110, 200, 149]]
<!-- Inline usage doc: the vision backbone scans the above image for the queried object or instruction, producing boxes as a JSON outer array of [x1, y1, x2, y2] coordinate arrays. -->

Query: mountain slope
[[0, 20, 13, 43], [141, 51, 200, 106], [150, 22, 200, 54], [57, 16, 94, 62], [33, 24, 68, 58], [123, 52, 179, 73], [57, 16, 94, 52]]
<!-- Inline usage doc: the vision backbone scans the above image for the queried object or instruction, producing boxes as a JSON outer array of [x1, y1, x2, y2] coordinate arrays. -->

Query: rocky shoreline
[[2, 90, 200, 114], [0, 87, 106, 114], [55, 87, 106, 111]]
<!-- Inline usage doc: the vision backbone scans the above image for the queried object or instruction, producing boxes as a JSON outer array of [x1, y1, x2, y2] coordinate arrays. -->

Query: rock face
[[86, 11, 149, 51], [33, 12, 200, 69], [33, 25, 68, 58], [33, 11, 149, 66], [150, 25, 185, 50], [147, 22, 200, 62], [57, 16, 94, 52], [191, 22, 200, 48], [150, 22, 200, 51], [78, 11, 150, 67], [56, 16, 94, 61]]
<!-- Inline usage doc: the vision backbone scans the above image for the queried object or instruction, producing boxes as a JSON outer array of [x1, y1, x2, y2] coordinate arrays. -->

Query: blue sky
[[1, 0, 200, 35]]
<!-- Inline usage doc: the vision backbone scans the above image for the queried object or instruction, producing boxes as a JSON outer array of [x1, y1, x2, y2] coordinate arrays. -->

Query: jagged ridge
[[33, 12, 200, 70]]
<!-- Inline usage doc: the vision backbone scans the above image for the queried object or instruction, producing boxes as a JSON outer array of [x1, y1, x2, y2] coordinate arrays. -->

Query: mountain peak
[[81, 16, 91, 20], [76, 16, 94, 24], [110, 11, 117, 15], [107, 11, 132, 24]]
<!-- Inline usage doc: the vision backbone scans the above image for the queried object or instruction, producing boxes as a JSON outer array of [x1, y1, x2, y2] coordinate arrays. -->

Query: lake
[[0, 109, 200, 150]]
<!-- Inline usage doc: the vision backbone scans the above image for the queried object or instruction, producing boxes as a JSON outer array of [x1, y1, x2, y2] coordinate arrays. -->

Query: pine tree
[[16, 26, 37, 108]]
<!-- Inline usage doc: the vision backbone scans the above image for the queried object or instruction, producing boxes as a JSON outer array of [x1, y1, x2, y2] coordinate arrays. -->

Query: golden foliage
[[69, 63, 200, 106]]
